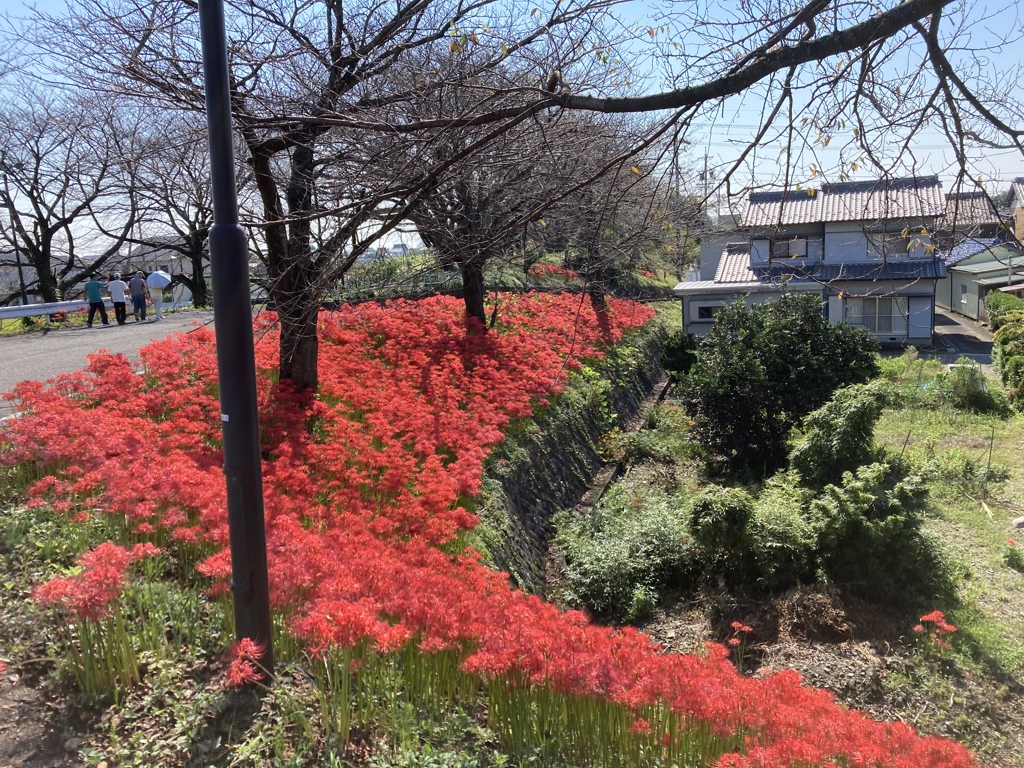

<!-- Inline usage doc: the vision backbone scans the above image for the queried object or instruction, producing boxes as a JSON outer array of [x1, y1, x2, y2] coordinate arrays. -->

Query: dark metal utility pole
[[197, 0, 274, 674]]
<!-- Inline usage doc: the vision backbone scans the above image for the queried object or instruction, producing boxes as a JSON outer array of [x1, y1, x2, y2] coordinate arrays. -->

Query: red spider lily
[[226, 638, 266, 687], [32, 542, 160, 622], [528, 263, 581, 281], [631, 717, 651, 734], [6, 294, 977, 767], [919, 610, 957, 635], [915, 610, 957, 652]]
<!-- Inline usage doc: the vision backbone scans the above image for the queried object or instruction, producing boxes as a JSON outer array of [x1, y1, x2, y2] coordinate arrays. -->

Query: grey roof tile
[[939, 193, 1000, 229], [752, 260, 946, 281], [714, 249, 756, 283], [743, 176, 944, 227]]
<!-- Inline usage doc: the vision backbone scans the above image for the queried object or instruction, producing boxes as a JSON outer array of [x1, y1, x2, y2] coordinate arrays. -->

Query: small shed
[[938, 244, 1024, 321]]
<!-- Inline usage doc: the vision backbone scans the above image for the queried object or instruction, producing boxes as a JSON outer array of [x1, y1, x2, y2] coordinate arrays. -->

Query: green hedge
[[987, 292, 1024, 406]]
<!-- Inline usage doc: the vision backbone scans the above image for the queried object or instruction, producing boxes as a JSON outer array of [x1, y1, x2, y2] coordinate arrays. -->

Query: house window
[[866, 233, 911, 259], [697, 305, 721, 320], [960, 284, 968, 305], [770, 237, 807, 259], [845, 297, 908, 334]]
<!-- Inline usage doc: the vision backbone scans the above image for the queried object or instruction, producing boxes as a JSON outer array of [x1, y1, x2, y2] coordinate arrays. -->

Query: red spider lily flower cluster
[[913, 610, 957, 650], [227, 637, 266, 688], [32, 542, 160, 622], [5, 293, 976, 767], [631, 717, 652, 735], [528, 263, 581, 281], [728, 621, 753, 647]]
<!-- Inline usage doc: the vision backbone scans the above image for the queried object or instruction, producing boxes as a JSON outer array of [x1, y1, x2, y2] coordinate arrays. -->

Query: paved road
[[0, 311, 215, 409], [932, 307, 994, 365]]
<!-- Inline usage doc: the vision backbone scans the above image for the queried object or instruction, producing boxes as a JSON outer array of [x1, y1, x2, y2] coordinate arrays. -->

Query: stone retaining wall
[[473, 326, 665, 592]]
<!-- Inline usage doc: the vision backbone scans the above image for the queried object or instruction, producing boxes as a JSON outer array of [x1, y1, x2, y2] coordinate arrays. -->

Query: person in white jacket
[[146, 269, 171, 321], [107, 272, 130, 325]]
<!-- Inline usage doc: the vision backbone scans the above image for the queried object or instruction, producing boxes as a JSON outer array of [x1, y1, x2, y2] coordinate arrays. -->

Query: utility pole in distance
[[197, 0, 274, 674]]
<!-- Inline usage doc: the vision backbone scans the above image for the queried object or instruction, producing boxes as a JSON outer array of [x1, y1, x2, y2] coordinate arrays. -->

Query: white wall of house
[[697, 234, 731, 280], [682, 288, 825, 334], [908, 297, 932, 338]]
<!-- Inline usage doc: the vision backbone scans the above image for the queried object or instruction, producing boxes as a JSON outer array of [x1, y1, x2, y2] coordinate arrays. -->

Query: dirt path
[[0, 672, 73, 768]]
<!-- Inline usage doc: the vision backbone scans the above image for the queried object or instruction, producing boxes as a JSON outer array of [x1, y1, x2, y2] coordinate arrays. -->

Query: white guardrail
[[0, 299, 114, 322]]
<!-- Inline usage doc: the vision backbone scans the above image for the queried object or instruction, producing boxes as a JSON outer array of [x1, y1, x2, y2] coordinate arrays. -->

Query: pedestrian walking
[[129, 271, 149, 321], [108, 273, 130, 325], [84, 273, 109, 327], [146, 268, 172, 321]]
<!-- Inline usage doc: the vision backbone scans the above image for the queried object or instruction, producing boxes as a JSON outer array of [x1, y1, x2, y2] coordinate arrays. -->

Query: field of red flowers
[[1, 292, 977, 766]]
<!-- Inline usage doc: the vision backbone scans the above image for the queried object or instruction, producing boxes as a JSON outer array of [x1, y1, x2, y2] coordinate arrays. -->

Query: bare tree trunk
[[275, 142, 322, 392], [461, 260, 487, 330], [188, 230, 209, 307], [188, 251, 209, 307], [279, 299, 319, 392], [33, 255, 59, 302]]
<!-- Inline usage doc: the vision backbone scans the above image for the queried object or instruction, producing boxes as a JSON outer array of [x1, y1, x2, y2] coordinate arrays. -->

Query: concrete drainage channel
[[574, 370, 675, 516]]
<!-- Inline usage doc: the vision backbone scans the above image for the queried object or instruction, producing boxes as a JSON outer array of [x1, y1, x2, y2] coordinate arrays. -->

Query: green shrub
[[748, 473, 816, 590], [984, 291, 1024, 330], [809, 461, 955, 606], [1002, 355, 1024, 406], [993, 319, 1024, 361], [877, 347, 920, 383], [660, 330, 697, 377], [688, 485, 756, 581], [555, 487, 692, 619], [627, 584, 658, 622], [686, 475, 815, 591], [1004, 540, 1024, 573], [914, 446, 1010, 493], [600, 403, 698, 466], [930, 358, 1008, 414], [790, 383, 885, 490], [679, 292, 879, 476]]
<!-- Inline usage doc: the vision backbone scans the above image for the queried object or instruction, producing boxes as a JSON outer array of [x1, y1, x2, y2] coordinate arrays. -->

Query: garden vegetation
[[0, 294, 977, 766]]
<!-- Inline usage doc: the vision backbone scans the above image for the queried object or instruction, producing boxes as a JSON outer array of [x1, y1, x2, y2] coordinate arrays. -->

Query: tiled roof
[[742, 189, 819, 227], [1010, 178, 1024, 209], [943, 237, 1000, 266], [939, 193, 999, 229], [715, 248, 756, 283], [950, 248, 1024, 274], [752, 260, 946, 282], [743, 176, 944, 227]]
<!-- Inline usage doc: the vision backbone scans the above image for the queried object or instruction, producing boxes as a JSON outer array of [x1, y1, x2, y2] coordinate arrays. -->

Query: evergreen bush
[[809, 461, 956, 606], [680, 292, 879, 476], [660, 330, 698, 378], [789, 383, 885, 490], [984, 291, 1024, 330], [930, 358, 1008, 414]]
